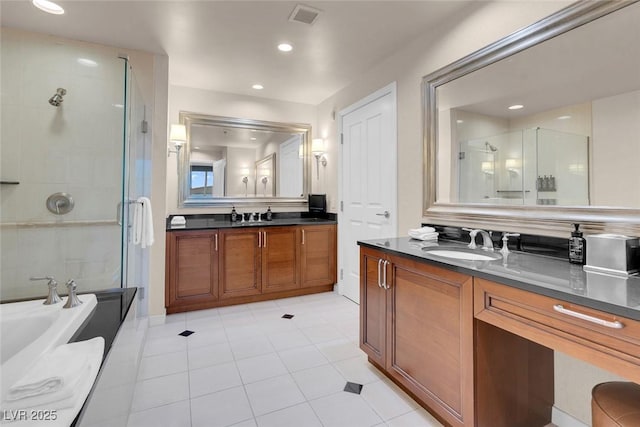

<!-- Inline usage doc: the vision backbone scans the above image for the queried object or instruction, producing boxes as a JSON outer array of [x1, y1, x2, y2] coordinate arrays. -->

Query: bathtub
[[0, 294, 98, 400]]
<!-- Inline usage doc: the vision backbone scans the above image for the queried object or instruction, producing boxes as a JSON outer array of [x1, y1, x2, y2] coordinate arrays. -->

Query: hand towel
[[3, 337, 104, 411], [133, 197, 154, 248]]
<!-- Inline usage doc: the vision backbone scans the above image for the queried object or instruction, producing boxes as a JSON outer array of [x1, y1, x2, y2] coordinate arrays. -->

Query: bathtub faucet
[[63, 279, 83, 309], [29, 276, 62, 305]]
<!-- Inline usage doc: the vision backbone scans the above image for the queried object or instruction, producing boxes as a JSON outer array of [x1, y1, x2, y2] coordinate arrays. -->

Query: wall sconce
[[168, 124, 186, 157], [261, 176, 269, 196], [312, 138, 327, 179], [505, 158, 521, 174], [242, 176, 249, 197], [481, 161, 494, 175]]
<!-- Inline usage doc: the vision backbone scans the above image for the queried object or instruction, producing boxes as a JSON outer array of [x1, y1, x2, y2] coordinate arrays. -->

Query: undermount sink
[[424, 248, 502, 261]]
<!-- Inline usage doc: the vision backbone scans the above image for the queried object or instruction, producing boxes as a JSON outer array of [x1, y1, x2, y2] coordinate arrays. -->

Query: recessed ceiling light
[[456, 119, 464, 124], [252, 84, 264, 90], [112, 104, 124, 109], [77, 58, 98, 67], [557, 115, 572, 120], [508, 104, 524, 110], [194, 146, 200, 149], [250, 137, 257, 141], [278, 43, 293, 52], [32, 0, 64, 15]]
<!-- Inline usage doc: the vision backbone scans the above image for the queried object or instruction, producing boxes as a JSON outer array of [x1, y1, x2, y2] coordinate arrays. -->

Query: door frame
[[336, 81, 398, 297]]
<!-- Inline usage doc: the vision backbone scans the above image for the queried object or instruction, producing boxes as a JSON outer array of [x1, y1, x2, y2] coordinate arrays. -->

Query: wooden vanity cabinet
[[261, 226, 301, 293], [165, 230, 219, 311], [359, 246, 474, 427], [219, 228, 262, 299], [300, 225, 337, 288]]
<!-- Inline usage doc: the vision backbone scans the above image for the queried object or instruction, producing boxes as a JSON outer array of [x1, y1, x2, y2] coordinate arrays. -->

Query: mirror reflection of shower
[[48, 88, 67, 106]]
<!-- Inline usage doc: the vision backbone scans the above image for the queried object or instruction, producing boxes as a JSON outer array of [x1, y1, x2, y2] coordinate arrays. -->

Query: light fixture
[[481, 161, 494, 175], [456, 119, 464, 124], [278, 43, 293, 52], [168, 124, 186, 157], [32, 0, 64, 15], [505, 158, 521, 173], [312, 138, 327, 180], [250, 137, 257, 141], [77, 58, 98, 67], [557, 115, 572, 120], [242, 176, 249, 197], [508, 104, 524, 110], [252, 84, 264, 90]]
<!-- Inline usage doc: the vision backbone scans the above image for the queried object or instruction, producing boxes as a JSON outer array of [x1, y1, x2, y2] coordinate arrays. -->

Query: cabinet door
[[166, 230, 218, 310], [359, 247, 387, 367], [300, 224, 337, 288], [219, 228, 262, 299], [261, 226, 300, 293], [386, 255, 474, 427]]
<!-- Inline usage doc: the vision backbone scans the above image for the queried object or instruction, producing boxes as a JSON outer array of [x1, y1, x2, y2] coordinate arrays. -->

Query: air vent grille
[[289, 4, 321, 25]]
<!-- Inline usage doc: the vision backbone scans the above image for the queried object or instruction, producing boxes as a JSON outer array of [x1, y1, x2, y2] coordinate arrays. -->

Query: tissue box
[[584, 234, 639, 277]]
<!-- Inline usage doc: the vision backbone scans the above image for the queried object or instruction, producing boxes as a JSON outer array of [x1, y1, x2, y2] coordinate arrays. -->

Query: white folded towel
[[409, 231, 439, 241], [409, 226, 436, 234], [3, 337, 104, 411], [133, 196, 154, 248]]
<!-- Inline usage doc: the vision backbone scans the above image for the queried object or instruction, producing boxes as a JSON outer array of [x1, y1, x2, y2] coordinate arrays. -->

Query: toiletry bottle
[[231, 206, 237, 222], [266, 206, 272, 221], [543, 175, 550, 191], [549, 175, 556, 191], [569, 223, 586, 265]]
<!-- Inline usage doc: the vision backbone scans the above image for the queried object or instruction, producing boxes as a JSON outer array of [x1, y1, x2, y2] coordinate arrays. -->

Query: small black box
[[308, 194, 327, 213]]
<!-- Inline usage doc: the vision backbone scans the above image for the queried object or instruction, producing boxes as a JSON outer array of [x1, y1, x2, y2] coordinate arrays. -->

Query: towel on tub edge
[[2, 337, 104, 411]]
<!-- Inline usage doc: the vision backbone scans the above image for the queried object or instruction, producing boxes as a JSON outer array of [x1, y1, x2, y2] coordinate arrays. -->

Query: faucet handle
[[462, 228, 479, 249], [500, 233, 520, 255], [63, 279, 83, 309], [30, 276, 62, 305]]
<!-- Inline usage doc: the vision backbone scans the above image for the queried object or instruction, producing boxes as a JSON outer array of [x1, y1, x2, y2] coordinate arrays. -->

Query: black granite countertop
[[358, 238, 640, 320], [166, 212, 337, 231]]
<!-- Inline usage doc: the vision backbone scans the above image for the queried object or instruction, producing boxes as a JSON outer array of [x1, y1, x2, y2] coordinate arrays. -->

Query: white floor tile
[[138, 351, 188, 380], [147, 322, 191, 340], [163, 313, 186, 325], [255, 402, 322, 427], [229, 419, 258, 427], [127, 400, 191, 427], [186, 307, 221, 320], [301, 324, 346, 344], [186, 328, 228, 349], [310, 390, 383, 427], [278, 345, 328, 372], [186, 315, 225, 331], [191, 386, 254, 427], [189, 361, 243, 398], [236, 353, 288, 384], [333, 355, 385, 385], [291, 364, 346, 400], [225, 324, 264, 342], [244, 374, 306, 417], [386, 408, 443, 427], [131, 372, 189, 412], [267, 329, 311, 351], [142, 335, 187, 357], [188, 341, 235, 370], [316, 338, 364, 362], [230, 335, 275, 360], [360, 380, 418, 421]]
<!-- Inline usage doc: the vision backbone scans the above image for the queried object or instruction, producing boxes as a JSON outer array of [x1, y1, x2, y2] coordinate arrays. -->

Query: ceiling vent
[[288, 4, 321, 25]]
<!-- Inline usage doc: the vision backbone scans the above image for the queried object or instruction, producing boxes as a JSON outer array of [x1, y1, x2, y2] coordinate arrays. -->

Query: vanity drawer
[[474, 278, 640, 383]]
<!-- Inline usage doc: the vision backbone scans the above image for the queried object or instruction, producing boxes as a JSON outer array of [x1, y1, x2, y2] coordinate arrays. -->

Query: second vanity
[[358, 237, 640, 427], [165, 214, 337, 313]]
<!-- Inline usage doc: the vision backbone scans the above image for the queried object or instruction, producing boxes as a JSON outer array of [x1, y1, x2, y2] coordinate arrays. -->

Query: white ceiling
[[1, 0, 472, 105]]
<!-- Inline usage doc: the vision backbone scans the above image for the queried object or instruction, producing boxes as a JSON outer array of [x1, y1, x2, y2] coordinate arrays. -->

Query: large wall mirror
[[178, 112, 311, 207], [423, 0, 640, 235]]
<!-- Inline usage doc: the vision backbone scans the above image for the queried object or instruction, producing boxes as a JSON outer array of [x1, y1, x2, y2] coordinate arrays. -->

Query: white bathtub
[[0, 294, 98, 399]]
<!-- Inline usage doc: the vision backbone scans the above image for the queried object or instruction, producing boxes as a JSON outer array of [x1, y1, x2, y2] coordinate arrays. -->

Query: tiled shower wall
[[0, 28, 125, 300]]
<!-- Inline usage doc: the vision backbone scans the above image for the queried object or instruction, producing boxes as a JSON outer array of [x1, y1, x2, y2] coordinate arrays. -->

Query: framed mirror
[[178, 112, 311, 207], [423, 1, 640, 236]]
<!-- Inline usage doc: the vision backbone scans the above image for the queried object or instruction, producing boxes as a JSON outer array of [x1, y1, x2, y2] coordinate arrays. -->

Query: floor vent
[[288, 4, 321, 25]]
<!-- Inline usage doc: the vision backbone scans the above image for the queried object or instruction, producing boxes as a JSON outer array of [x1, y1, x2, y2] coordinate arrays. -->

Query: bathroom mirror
[[423, 1, 640, 235], [178, 112, 311, 207]]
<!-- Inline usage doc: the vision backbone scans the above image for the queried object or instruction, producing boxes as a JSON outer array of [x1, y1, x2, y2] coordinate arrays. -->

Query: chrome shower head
[[49, 88, 67, 107], [485, 141, 498, 152]]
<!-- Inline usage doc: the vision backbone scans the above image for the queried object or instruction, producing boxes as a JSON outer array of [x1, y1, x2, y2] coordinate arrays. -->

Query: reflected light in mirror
[[505, 158, 521, 172], [481, 161, 494, 174], [170, 124, 187, 146]]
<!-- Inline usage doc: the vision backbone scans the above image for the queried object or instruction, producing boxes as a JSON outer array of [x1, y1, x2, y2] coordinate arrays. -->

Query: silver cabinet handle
[[258, 231, 262, 248], [263, 231, 267, 248], [377, 259, 383, 288], [214, 234, 218, 251], [383, 260, 389, 289], [116, 201, 122, 226], [376, 211, 390, 219], [553, 304, 624, 329], [302, 229, 305, 245]]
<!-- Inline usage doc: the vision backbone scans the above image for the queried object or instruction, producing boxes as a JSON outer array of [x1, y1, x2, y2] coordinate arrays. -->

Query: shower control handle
[[376, 211, 390, 219]]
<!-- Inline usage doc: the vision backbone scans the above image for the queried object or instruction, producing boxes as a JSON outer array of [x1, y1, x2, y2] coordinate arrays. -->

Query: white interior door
[[339, 83, 397, 303]]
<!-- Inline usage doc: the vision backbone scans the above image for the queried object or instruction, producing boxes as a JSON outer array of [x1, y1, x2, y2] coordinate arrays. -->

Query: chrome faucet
[[30, 276, 62, 305], [463, 228, 494, 251], [63, 279, 83, 309]]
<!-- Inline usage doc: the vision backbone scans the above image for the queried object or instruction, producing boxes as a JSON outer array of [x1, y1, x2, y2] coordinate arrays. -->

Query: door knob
[[376, 211, 390, 219]]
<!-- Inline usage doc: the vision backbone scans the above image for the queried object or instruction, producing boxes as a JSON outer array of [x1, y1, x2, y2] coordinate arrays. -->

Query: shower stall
[[458, 127, 589, 206], [0, 29, 150, 312]]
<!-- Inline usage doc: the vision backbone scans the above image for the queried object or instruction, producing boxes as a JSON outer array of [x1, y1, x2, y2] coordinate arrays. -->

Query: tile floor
[[128, 291, 443, 427]]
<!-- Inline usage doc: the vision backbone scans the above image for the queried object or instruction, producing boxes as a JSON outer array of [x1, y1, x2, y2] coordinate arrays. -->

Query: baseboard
[[552, 406, 588, 427], [148, 313, 166, 326]]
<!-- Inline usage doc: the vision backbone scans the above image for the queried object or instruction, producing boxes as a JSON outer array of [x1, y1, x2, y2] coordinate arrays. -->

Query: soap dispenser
[[569, 223, 586, 265], [266, 206, 273, 221], [231, 206, 237, 222]]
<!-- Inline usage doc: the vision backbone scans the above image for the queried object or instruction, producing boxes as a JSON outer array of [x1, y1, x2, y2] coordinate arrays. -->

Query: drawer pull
[[377, 259, 383, 288], [382, 260, 389, 289], [553, 304, 624, 329]]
